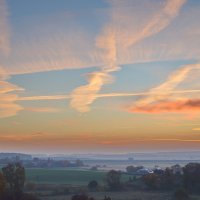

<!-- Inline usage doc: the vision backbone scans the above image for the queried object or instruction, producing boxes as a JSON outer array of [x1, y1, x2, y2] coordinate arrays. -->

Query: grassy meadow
[[25, 168, 130, 185], [25, 168, 106, 185]]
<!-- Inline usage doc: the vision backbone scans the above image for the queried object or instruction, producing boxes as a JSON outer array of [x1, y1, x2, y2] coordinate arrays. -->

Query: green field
[[25, 168, 130, 185], [26, 168, 107, 185]]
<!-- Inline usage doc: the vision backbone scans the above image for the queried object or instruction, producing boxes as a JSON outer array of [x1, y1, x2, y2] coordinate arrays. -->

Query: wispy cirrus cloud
[[25, 107, 60, 113], [70, 0, 186, 113], [0, 0, 195, 117], [0, 0, 10, 54], [128, 63, 200, 114], [123, 0, 186, 48], [0, 67, 24, 118], [70, 28, 119, 112], [0, 82, 24, 118], [0, 91, 23, 118], [130, 98, 200, 114], [0, 0, 24, 118], [1, 0, 199, 77]]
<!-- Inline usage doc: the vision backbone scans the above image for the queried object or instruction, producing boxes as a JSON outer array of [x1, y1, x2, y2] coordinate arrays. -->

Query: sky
[[0, 0, 200, 154]]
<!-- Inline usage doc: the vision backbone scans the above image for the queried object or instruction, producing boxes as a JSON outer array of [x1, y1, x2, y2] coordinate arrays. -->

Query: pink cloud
[[129, 98, 200, 114]]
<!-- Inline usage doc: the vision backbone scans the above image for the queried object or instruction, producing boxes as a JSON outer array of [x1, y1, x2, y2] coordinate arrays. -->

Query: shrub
[[106, 170, 121, 191], [174, 188, 189, 200], [0, 172, 6, 195], [88, 180, 98, 191], [183, 163, 200, 192], [142, 173, 159, 189]]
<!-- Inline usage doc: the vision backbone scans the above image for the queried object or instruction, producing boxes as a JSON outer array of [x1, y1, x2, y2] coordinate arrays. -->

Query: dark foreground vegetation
[[1, 162, 200, 200]]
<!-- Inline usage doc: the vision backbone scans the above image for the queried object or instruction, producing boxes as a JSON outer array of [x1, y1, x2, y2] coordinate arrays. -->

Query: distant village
[[0, 153, 84, 168], [0, 153, 184, 176]]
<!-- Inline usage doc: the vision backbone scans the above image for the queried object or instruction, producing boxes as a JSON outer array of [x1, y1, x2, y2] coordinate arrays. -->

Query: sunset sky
[[0, 0, 200, 153]]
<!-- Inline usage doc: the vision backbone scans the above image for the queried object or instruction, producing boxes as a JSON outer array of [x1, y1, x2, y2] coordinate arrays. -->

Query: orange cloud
[[0, 79, 24, 118], [127, 63, 200, 116], [133, 63, 200, 108], [25, 107, 60, 113], [192, 128, 200, 131], [129, 98, 200, 114]]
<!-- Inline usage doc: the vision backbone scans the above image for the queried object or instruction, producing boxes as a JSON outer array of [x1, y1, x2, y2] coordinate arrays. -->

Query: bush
[[0, 172, 6, 196], [174, 188, 189, 200], [142, 173, 159, 189], [106, 170, 121, 191], [183, 163, 200, 192], [88, 180, 98, 191]]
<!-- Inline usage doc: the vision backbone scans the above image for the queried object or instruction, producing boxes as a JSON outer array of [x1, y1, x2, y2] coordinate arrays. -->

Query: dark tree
[[161, 167, 175, 190], [88, 180, 98, 191], [0, 172, 6, 197], [106, 170, 121, 191], [174, 188, 189, 200], [183, 163, 200, 192], [142, 173, 159, 189], [2, 163, 25, 200]]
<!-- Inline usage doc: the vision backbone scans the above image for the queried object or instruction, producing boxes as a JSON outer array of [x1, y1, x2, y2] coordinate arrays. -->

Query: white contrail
[[18, 89, 200, 101]]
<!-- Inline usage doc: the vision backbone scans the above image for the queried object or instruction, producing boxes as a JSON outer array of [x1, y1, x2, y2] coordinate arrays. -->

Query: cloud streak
[[137, 138, 200, 143], [0, 87, 24, 118], [128, 63, 200, 114], [70, 0, 186, 113], [1, 0, 199, 77], [124, 0, 186, 47], [0, 68, 24, 118], [0, 1, 25, 118], [17, 89, 200, 101], [25, 107, 60, 113], [130, 98, 200, 114], [0, 0, 10, 54], [70, 28, 119, 112]]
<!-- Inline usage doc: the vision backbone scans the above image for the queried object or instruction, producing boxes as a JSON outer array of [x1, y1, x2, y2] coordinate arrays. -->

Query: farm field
[[25, 168, 106, 185], [25, 168, 130, 185]]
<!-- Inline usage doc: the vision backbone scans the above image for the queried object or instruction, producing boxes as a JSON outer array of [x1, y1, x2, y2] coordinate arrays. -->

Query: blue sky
[[0, 0, 200, 153]]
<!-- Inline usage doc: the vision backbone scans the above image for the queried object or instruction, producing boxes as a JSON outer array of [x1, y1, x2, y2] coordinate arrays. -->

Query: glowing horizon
[[0, 0, 200, 153]]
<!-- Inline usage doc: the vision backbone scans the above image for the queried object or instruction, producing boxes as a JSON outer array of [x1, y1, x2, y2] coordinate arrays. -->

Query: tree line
[[1, 162, 200, 200]]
